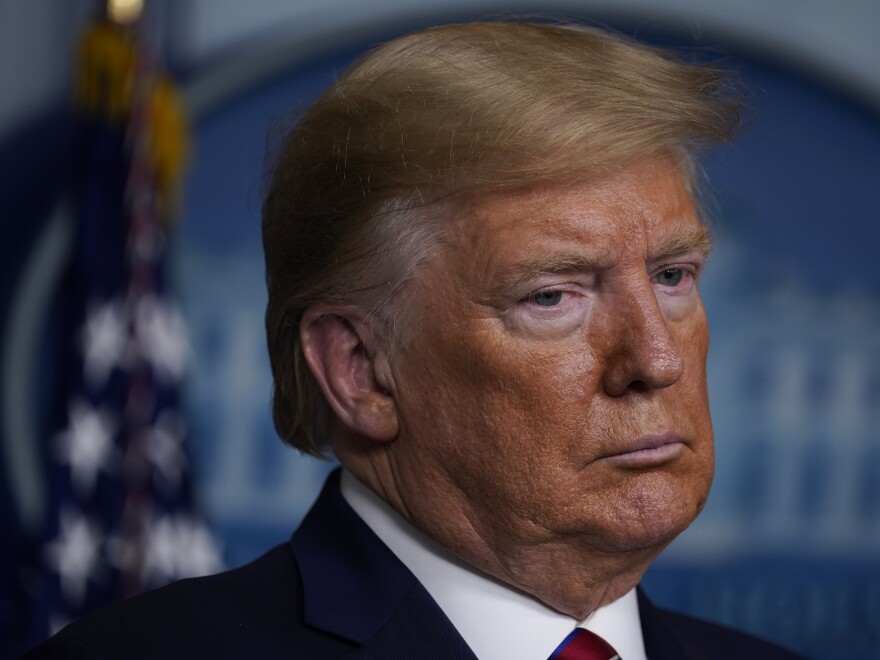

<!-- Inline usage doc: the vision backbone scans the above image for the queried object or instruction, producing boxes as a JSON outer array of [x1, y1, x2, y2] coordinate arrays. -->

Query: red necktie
[[548, 628, 621, 660]]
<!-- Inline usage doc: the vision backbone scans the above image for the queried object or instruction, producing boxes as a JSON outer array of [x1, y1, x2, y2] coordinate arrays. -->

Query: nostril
[[627, 379, 653, 394], [602, 326, 684, 396]]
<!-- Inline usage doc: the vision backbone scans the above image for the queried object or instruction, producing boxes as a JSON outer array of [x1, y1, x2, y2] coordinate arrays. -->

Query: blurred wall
[[2, 0, 880, 141]]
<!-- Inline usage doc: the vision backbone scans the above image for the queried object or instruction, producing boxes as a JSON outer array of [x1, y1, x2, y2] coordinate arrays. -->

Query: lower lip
[[602, 442, 685, 468]]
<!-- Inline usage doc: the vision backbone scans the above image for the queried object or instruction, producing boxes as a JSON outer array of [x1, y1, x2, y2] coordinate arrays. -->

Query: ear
[[300, 307, 399, 442]]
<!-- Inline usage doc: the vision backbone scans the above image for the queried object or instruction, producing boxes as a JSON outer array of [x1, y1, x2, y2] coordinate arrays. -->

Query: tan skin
[[301, 157, 715, 619]]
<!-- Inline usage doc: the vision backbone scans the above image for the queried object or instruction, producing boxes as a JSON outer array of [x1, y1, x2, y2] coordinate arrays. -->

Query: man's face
[[386, 157, 714, 564]]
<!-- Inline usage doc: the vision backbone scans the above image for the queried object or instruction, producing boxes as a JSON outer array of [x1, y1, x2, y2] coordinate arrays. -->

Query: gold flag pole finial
[[77, 0, 189, 220], [107, 0, 144, 25]]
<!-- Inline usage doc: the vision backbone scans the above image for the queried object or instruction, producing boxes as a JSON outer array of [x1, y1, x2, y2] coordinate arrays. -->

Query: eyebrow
[[492, 252, 610, 298], [489, 223, 713, 298], [652, 224, 713, 261]]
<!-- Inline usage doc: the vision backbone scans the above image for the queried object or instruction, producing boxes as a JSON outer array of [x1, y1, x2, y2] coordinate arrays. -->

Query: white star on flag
[[54, 399, 118, 496], [134, 295, 188, 383], [141, 514, 222, 584], [81, 299, 127, 388], [44, 509, 104, 604]]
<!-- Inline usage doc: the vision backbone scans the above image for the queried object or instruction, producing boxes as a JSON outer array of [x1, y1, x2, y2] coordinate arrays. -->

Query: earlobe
[[300, 307, 399, 442]]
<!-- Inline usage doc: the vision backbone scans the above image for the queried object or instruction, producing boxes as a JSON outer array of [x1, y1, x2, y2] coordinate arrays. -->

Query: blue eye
[[656, 268, 684, 287], [531, 290, 564, 306]]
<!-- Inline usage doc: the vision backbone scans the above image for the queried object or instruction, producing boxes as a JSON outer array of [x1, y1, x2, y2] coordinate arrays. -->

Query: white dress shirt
[[340, 470, 648, 660]]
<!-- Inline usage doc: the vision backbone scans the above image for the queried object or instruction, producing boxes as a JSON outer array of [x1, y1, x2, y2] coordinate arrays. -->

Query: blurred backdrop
[[1, 1, 879, 658]]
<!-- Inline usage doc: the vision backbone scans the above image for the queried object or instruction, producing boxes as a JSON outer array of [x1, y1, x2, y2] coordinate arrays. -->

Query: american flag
[[28, 14, 221, 642]]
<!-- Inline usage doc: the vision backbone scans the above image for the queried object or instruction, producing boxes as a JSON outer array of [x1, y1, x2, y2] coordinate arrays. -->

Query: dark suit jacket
[[23, 471, 805, 659]]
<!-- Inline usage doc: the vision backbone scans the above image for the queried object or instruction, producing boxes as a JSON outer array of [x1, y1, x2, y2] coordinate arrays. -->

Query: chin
[[593, 472, 711, 553]]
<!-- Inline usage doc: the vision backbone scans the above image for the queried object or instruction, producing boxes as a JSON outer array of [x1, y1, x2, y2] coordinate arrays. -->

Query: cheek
[[470, 333, 600, 443], [396, 326, 599, 478]]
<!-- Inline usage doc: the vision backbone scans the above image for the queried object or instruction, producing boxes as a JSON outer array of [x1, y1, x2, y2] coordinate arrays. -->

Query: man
[[25, 22, 804, 659]]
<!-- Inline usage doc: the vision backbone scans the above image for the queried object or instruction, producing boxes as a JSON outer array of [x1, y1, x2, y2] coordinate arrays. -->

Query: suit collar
[[291, 470, 415, 643], [291, 470, 477, 658]]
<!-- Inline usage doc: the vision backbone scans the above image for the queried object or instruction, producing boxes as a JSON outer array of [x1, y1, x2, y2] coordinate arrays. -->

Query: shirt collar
[[340, 469, 647, 660]]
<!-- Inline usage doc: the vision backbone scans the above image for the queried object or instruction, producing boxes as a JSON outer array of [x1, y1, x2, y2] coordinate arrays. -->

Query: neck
[[340, 469, 650, 660], [411, 493, 658, 619], [338, 446, 660, 620]]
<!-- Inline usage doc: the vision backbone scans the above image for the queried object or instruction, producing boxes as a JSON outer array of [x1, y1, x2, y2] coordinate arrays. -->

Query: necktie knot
[[548, 628, 621, 660]]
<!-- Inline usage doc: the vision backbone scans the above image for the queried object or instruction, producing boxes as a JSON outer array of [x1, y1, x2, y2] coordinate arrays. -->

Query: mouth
[[601, 434, 686, 469]]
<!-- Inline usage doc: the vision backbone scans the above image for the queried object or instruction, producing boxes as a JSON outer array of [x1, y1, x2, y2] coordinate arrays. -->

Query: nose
[[600, 284, 685, 397]]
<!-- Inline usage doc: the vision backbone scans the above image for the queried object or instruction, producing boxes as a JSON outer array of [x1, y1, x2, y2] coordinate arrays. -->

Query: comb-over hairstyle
[[262, 21, 742, 455]]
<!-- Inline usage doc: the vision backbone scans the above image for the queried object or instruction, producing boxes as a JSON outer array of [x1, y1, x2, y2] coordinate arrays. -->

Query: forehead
[[443, 158, 703, 275]]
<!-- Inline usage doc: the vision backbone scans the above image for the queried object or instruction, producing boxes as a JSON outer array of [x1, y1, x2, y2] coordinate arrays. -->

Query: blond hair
[[262, 21, 741, 455]]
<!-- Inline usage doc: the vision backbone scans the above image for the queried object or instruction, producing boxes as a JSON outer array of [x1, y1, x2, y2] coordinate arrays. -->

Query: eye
[[528, 290, 565, 307], [655, 268, 685, 287]]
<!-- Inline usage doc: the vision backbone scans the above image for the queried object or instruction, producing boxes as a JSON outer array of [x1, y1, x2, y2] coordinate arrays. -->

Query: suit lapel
[[292, 471, 477, 659]]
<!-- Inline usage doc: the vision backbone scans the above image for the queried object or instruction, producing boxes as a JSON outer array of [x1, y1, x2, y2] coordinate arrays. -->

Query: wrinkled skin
[[327, 157, 715, 618]]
